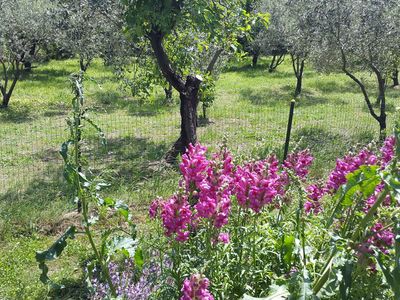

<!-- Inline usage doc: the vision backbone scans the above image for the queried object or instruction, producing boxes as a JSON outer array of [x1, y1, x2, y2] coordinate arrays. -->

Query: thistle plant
[[36, 72, 140, 297]]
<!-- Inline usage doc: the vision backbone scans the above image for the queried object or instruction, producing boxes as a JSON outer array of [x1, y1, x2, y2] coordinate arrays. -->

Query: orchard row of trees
[[1, 0, 399, 158], [247, 0, 400, 138]]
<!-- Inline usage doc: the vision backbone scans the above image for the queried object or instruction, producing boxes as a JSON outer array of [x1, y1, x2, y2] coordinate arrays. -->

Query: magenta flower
[[283, 149, 314, 179], [160, 194, 192, 242], [218, 232, 230, 244], [180, 144, 209, 193], [181, 274, 214, 300], [325, 149, 377, 193], [233, 155, 286, 213], [380, 136, 396, 166], [304, 184, 324, 214], [366, 223, 395, 255], [363, 183, 392, 213], [149, 197, 162, 219]]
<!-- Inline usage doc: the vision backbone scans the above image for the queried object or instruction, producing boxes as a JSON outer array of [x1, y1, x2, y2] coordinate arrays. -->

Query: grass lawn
[[0, 57, 399, 299]]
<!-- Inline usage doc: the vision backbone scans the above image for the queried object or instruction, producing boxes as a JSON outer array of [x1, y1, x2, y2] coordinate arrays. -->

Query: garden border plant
[[145, 123, 400, 299], [35, 72, 141, 297]]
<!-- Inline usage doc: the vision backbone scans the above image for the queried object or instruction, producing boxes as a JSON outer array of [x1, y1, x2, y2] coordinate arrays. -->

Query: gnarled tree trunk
[[269, 54, 285, 73], [148, 29, 203, 162], [165, 76, 202, 162], [252, 52, 259, 67], [0, 60, 21, 108]]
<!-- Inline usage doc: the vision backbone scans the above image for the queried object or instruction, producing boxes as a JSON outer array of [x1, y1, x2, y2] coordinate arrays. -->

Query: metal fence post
[[283, 99, 296, 162]]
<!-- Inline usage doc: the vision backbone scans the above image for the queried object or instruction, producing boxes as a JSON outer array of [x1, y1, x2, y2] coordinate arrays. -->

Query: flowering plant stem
[[313, 187, 389, 294]]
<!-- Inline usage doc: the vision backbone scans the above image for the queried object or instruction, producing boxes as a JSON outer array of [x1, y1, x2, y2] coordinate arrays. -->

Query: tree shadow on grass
[[91, 89, 177, 117], [239, 86, 330, 107], [292, 126, 375, 177], [0, 164, 73, 238], [44, 278, 88, 300], [91, 136, 176, 185], [239, 87, 290, 106], [0, 136, 178, 238], [0, 105, 35, 123]]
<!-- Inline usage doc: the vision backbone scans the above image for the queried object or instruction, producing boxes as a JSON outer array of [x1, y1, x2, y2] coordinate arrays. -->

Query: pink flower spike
[[181, 274, 214, 300]]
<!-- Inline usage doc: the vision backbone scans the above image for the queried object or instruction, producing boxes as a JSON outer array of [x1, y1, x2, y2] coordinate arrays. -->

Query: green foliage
[[35, 226, 76, 287], [35, 72, 140, 297]]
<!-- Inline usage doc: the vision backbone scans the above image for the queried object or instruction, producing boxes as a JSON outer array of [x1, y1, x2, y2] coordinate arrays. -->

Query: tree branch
[[148, 29, 186, 93], [7, 60, 21, 98], [340, 48, 379, 121], [206, 48, 223, 74]]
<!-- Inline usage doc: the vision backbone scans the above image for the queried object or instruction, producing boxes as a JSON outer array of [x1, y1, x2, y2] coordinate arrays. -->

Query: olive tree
[[285, 0, 315, 98], [54, 0, 128, 72], [124, 0, 266, 161], [253, 0, 288, 72], [0, 0, 55, 108], [311, 0, 400, 138], [255, 0, 313, 97]]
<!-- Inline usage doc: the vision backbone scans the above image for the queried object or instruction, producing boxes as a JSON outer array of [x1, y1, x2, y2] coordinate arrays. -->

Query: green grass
[[0, 56, 399, 299]]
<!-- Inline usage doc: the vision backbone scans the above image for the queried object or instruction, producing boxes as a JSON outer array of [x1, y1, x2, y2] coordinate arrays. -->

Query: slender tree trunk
[[0, 61, 21, 108], [392, 69, 399, 87], [164, 83, 173, 104], [291, 55, 305, 98], [340, 48, 387, 140], [79, 57, 91, 73], [269, 55, 277, 72], [165, 76, 201, 163], [1, 94, 10, 108], [376, 74, 387, 140], [252, 52, 259, 67], [294, 75, 303, 98], [24, 43, 37, 72]]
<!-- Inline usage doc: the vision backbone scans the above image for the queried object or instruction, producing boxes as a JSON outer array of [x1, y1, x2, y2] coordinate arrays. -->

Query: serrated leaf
[[108, 236, 138, 257], [36, 226, 76, 286]]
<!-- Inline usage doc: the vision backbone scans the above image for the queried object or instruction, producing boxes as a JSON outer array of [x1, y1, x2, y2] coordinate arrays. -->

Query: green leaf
[[283, 235, 295, 265], [134, 247, 144, 269], [299, 269, 314, 300], [339, 261, 353, 300], [107, 236, 138, 257], [242, 285, 289, 299], [35, 226, 76, 287]]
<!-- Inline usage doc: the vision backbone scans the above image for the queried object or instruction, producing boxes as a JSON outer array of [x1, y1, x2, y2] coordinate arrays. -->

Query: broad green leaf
[[107, 236, 138, 257], [35, 226, 76, 287], [134, 247, 144, 269], [242, 284, 289, 300]]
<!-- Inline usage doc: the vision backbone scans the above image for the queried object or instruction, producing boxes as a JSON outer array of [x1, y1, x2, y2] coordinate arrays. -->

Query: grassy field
[[0, 57, 399, 299]]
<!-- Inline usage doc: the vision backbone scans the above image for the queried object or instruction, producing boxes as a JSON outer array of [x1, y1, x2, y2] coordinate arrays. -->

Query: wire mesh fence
[[0, 95, 389, 196]]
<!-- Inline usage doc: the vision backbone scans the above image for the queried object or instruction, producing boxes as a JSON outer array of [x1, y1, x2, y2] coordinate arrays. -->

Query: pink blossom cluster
[[367, 223, 395, 255], [304, 135, 396, 216], [363, 183, 392, 213], [181, 274, 214, 300], [150, 194, 192, 242], [359, 223, 395, 258], [380, 136, 396, 167], [326, 149, 378, 193], [283, 149, 314, 179], [193, 147, 234, 228], [304, 184, 324, 215], [233, 155, 285, 213], [150, 144, 234, 242], [180, 144, 210, 193]]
